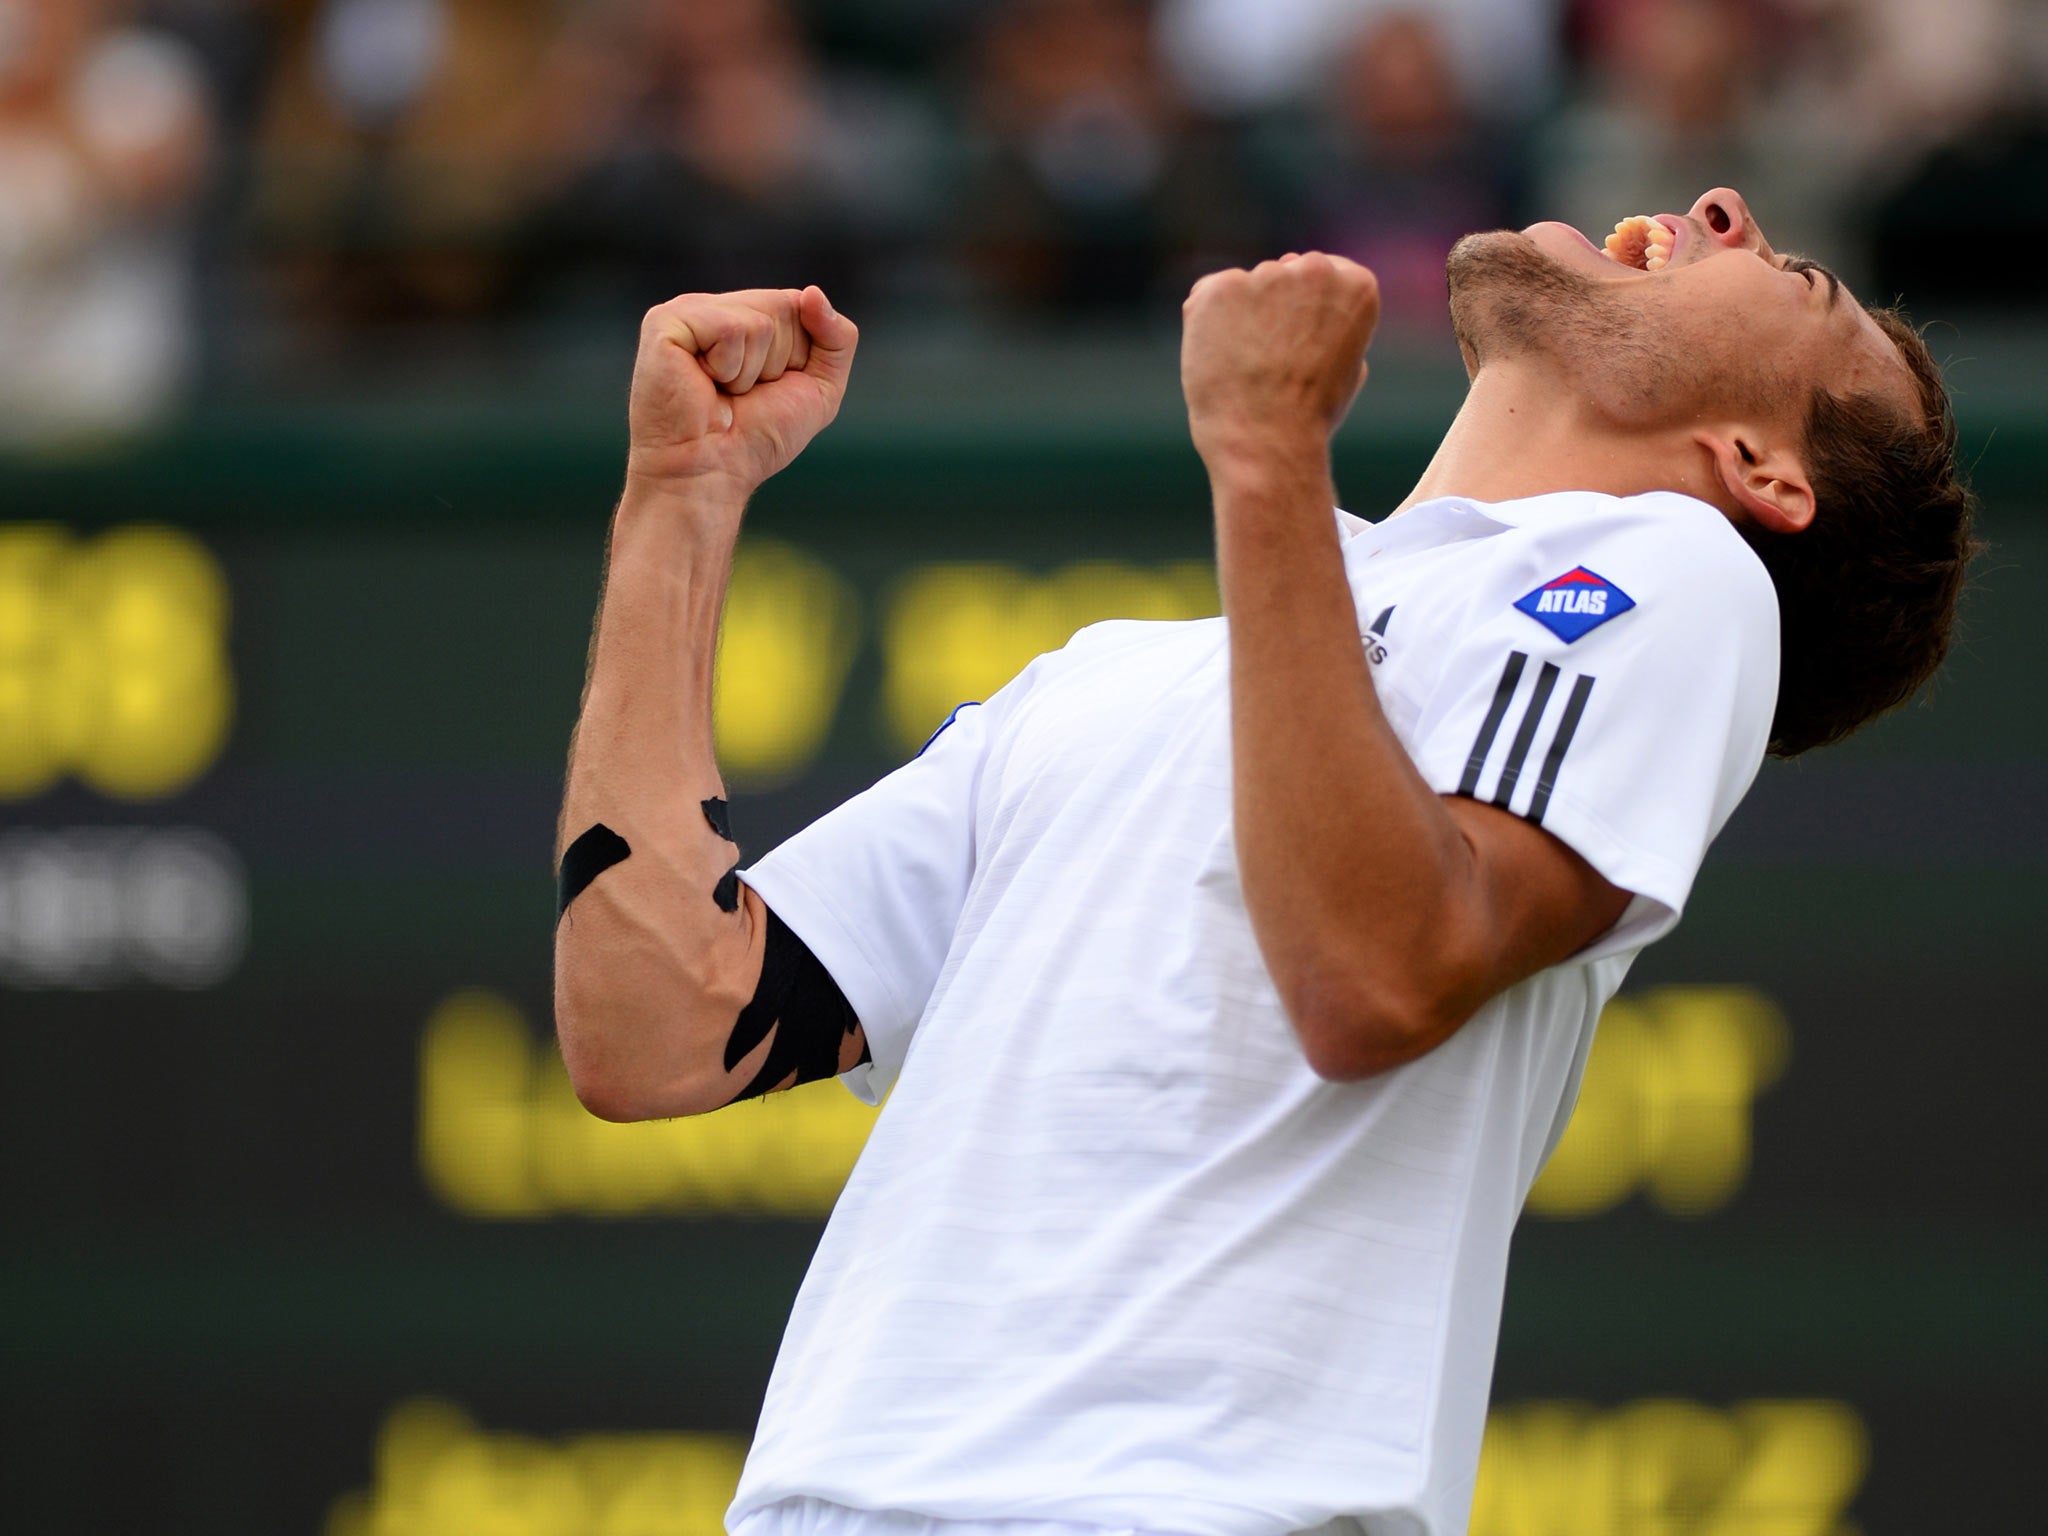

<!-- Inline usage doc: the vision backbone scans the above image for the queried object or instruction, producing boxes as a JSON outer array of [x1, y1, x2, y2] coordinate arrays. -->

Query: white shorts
[[732, 1498, 1374, 1536], [732, 1499, 1200, 1536]]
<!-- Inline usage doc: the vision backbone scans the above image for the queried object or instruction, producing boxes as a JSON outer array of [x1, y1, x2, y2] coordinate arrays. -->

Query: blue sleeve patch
[[1514, 567, 1636, 643], [915, 701, 980, 758]]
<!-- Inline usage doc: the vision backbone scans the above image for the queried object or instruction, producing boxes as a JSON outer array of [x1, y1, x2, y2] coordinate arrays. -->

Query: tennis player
[[552, 187, 1973, 1536]]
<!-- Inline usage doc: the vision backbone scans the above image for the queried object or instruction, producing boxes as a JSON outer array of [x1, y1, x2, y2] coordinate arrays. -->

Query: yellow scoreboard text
[[1525, 987, 1787, 1219], [715, 545, 1220, 784], [419, 989, 881, 1218], [328, 1396, 1866, 1536], [0, 524, 232, 800]]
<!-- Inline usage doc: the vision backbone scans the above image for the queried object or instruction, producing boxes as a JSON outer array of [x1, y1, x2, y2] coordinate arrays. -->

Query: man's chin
[[1446, 227, 1608, 370], [1448, 227, 1535, 265], [1446, 228, 1576, 299], [1452, 225, 1614, 284]]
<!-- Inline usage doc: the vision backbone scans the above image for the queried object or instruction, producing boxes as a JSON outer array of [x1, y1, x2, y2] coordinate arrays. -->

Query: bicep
[[709, 884, 871, 1109], [1442, 793, 1632, 1003]]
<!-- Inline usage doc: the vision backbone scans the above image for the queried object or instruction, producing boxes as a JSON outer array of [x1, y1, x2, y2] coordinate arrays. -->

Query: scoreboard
[[1, 380, 2041, 1535]]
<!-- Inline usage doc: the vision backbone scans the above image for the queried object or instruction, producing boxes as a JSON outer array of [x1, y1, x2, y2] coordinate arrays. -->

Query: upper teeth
[[1603, 215, 1673, 272]]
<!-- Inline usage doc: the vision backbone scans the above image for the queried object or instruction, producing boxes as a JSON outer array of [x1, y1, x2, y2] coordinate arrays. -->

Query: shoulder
[[1485, 491, 1777, 655], [1029, 615, 1221, 680], [1518, 491, 1772, 606], [1063, 614, 1218, 651], [959, 616, 1214, 749]]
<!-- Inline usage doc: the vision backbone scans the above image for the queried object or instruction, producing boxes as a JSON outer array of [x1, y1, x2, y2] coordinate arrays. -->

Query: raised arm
[[1181, 255, 1630, 1081], [554, 286, 865, 1121]]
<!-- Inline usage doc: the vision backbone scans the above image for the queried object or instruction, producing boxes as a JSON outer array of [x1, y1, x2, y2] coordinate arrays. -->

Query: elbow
[[553, 927, 737, 1122], [554, 996, 671, 1122], [567, 1064, 654, 1124], [1287, 968, 1472, 1083], [575, 1081, 713, 1123], [556, 1003, 723, 1122], [557, 1028, 651, 1122]]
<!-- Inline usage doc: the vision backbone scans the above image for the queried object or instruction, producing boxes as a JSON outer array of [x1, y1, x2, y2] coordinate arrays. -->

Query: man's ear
[[1697, 428, 1816, 534]]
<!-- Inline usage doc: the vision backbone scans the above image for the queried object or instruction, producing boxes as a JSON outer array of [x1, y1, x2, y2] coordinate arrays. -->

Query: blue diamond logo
[[1513, 567, 1635, 643]]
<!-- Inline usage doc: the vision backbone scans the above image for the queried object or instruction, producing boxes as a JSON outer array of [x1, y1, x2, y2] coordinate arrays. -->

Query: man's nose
[[1687, 188, 1774, 260]]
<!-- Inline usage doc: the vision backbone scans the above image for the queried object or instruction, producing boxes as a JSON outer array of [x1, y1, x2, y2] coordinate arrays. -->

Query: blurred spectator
[[1158, 0, 1562, 123], [1254, 9, 1520, 337], [0, 0, 212, 448], [519, 0, 946, 321], [1765, 0, 2014, 165], [247, 0, 551, 343], [4, 0, 2029, 409], [1788, 0, 2045, 310], [1538, 0, 1858, 283], [139, 0, 276, 137], [955, 0, 1263, 314]]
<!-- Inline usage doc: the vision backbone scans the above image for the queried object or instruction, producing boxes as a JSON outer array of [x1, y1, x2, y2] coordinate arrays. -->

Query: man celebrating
[[552, 188, 1973, 1536]]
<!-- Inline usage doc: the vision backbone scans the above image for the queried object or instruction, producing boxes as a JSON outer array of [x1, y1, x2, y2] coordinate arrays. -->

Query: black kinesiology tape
[[701, 796, 733, 840], [557, 824, 631, 919], [724, 907, 870, 1104], [703, 796, 741, 912]]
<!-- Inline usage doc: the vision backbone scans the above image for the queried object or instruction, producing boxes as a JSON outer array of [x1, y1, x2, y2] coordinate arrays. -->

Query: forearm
[[561, 482, 737, 844], [1185, 253, 1621, 1076], [554, 480, 765, 1118], [1213, 448, 1488, 1077]]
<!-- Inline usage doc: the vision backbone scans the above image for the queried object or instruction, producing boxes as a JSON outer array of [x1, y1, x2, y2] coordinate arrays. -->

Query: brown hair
[[1738, 309, 1980, 756]]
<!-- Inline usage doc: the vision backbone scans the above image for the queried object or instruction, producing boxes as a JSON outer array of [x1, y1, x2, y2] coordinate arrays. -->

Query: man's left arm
[[1184, 255, 1630, 1081]]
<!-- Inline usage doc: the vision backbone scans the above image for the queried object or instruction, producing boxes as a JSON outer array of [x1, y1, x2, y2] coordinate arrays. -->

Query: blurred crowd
[[2, 0, 2042, 445]]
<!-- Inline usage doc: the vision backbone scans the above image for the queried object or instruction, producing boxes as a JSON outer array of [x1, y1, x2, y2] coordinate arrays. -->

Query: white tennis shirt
[[728, 490, 1778, 1536]]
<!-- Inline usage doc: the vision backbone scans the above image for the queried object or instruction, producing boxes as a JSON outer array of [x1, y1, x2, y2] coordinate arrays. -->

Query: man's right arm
[[553, 286, 861, 1121]]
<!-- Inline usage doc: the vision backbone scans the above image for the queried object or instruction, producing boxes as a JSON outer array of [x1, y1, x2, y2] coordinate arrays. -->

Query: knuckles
[[1186, 252, 1380, 316], [1183, 269, 1235, 308], [639, 290, 801, 354]]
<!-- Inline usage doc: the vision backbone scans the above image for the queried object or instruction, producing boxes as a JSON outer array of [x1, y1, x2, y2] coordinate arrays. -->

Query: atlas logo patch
[[1514, 568, 1635, 643]]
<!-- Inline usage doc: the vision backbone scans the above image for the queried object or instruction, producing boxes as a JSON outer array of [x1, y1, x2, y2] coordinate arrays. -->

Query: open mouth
[[1603, 215, 1675, 272]]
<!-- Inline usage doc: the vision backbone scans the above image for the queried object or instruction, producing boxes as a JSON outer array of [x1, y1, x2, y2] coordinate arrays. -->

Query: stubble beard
[[1446, 231, 1663, 404]]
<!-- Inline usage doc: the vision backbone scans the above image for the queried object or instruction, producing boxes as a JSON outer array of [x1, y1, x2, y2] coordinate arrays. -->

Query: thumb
[[798, 285, 858, 398]]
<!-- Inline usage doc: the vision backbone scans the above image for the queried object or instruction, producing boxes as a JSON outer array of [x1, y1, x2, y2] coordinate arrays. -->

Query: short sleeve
[[737, 689, 1018, 1104], [1405, 495, 1779, 960]]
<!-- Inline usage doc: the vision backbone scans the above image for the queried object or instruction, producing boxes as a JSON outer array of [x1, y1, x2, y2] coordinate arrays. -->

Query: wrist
[[1197, 424, 1332, 497], [618, 464, 751, 530], [610, 476, 751, 577], [1202, 431, 1335, 514]]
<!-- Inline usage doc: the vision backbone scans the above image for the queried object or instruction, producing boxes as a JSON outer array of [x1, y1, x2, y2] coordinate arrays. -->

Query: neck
[[1398, 362, 1731, 516]]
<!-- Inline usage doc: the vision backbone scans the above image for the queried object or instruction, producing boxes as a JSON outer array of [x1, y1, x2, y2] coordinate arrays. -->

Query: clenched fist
[[1181, 253, 1380, 477], [626, 285, 858, 497]]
